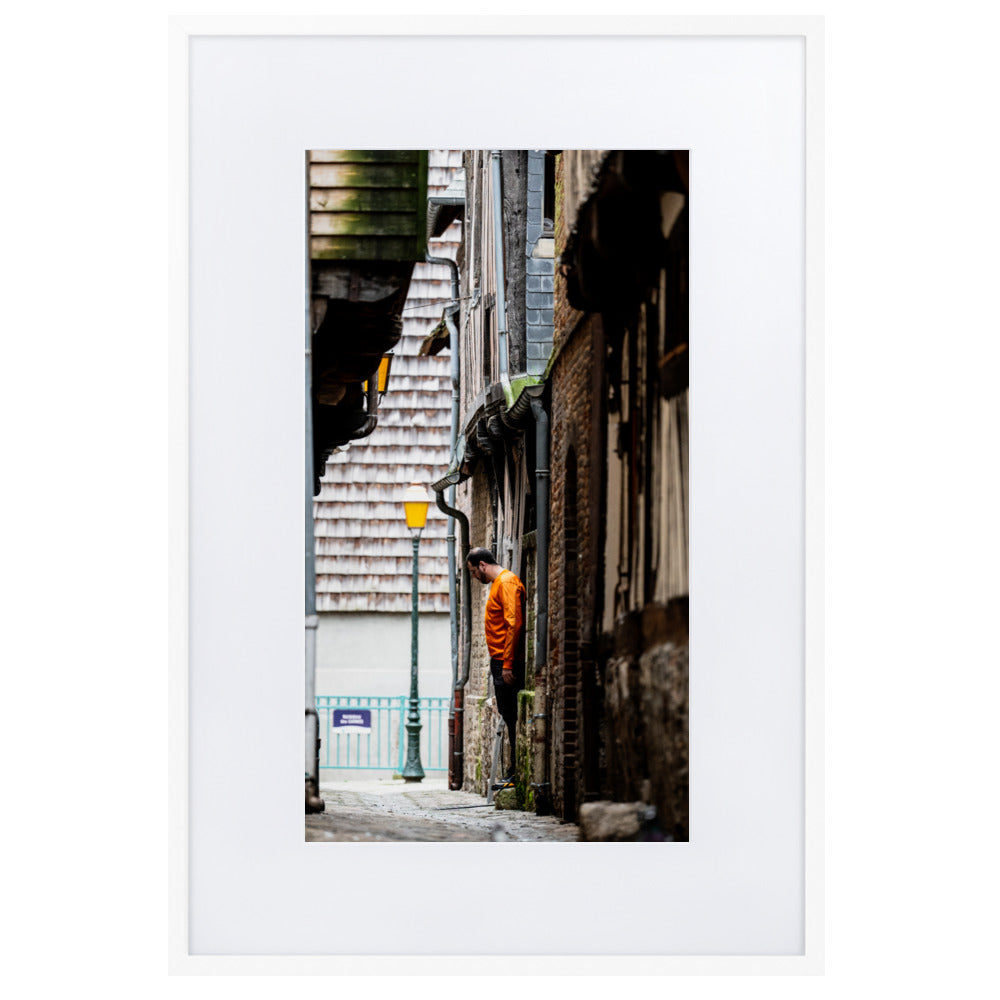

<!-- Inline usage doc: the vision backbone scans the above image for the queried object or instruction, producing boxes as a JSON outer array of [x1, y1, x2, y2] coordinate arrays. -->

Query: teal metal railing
[[316, 695, 450, 772]]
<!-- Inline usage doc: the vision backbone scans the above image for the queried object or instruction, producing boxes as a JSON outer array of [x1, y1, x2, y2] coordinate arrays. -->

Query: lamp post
[[401, 482, 429, 781]]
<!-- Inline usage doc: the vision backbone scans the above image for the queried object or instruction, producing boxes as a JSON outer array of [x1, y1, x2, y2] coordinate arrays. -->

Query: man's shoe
[[491, 777, 515, 791]]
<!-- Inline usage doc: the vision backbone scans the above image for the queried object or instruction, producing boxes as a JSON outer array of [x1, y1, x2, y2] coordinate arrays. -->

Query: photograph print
[[304, 150, 688, 844]]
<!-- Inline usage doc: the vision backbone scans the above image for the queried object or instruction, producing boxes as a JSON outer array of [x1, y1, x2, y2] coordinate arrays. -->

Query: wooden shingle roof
[[314, 149, 461, 613]]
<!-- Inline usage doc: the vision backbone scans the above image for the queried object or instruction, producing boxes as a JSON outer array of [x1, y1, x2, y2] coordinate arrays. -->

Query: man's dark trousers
[[490, 658, 524, 777]]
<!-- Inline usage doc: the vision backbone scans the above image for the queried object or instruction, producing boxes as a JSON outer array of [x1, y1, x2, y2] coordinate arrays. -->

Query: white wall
[[315, 612, 453, 699]]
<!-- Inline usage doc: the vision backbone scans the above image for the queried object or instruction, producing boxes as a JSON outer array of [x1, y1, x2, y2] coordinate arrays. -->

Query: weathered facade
[[305, 149, 433, 809], [308, 149, 430, 481], [312, 150, 462, 700], [552, 151, 690, 837], [436, 150, 555, 799], [440, 150, 689, 837]]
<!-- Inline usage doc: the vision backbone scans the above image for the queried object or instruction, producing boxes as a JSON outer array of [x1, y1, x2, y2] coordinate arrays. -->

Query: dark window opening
[[483, 297, 493, 384]]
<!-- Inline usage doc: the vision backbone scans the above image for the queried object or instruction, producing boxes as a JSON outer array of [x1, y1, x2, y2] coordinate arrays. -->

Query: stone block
[[494, 788, 519, 810], [638, 639, 689, 840], [526, 359, 546, 375], [526, 257, 550, 275], [526, 292, 550, 310], [531, 238, 555, 259], [526, 323, 549, 342], [577, 801, 655, 842]]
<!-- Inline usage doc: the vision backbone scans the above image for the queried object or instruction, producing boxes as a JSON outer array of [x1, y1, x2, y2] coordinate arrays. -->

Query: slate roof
[[314, 149, 461, 613]]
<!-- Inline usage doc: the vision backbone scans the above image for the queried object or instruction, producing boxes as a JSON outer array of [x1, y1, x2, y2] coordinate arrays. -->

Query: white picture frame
[[170, 16, 824, 973]]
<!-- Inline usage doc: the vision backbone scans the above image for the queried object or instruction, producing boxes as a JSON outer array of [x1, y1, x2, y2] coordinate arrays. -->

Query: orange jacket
[[484, 569, 525, 670]]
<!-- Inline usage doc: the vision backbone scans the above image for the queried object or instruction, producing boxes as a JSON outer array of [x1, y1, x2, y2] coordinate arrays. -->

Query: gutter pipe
[[426, 250, 463, 788], [305, 377, 322, 814], [432, 476, 471, 789], [304, 161, 323, 814], [528, 391, 552, 813], [353, 377, 380, 439]]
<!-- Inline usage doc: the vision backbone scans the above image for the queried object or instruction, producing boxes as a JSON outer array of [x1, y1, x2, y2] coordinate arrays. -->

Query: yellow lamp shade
[[402, 482, 430, 529], [363, 354, 393, 396], [377, 353, 392, 394]]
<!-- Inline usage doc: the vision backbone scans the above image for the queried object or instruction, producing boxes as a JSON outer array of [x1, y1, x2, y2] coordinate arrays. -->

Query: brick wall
[[548, 151, 688, 835], [547, 317, 601, 819], [547, 152, 602, 820]]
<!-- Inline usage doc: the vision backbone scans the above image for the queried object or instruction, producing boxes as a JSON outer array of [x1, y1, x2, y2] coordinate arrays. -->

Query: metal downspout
[[304, 161, 324, 813], [351, 377, 380, 440], [426, 251, 462, 788], [433, 486, 471, 790], [305, 385, 323, 814], [445, 476, 458, 781], [529, 393, 551, 814]]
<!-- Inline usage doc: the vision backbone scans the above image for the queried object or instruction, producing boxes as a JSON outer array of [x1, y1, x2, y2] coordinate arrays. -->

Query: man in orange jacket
[[467, 546, 526, 790]]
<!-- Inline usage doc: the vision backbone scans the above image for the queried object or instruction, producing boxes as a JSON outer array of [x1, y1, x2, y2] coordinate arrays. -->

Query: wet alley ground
[[305, 777, 580, 842]]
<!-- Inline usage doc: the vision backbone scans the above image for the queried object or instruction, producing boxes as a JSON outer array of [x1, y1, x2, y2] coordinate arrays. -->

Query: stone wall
[[459, 466, 496, 793], [514, 688, 536, 811], [458, 449, 544, 797], [604, 600, 689, 840]]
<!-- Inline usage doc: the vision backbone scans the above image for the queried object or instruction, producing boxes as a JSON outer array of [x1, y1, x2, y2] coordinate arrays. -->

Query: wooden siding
[[308, 150, 428, 261], [601, 296, 689, 630], [455, 151, 534, 570], [314, 150, 461, 613], [459, 150, 502, 416]]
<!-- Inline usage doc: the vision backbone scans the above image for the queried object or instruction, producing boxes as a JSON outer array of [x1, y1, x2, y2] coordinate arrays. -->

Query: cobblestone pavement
[[305, 777, 580, 842]]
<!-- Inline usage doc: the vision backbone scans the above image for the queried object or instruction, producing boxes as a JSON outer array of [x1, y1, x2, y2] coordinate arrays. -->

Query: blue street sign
[[332, 709, 372, 733]]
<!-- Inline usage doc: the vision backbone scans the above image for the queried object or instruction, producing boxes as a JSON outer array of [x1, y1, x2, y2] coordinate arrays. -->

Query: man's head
[[466, 546, 497, 584]]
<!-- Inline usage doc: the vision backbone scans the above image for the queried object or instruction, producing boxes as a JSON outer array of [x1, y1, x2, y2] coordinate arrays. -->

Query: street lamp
[[376, 352, 393, 396], [401, 482, 430, 781], [363, 352, 394, 398]]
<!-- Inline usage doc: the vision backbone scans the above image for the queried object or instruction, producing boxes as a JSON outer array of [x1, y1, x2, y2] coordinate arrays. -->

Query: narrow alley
[[305, 149, 691, 841], [305, 779, 579, 843]]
